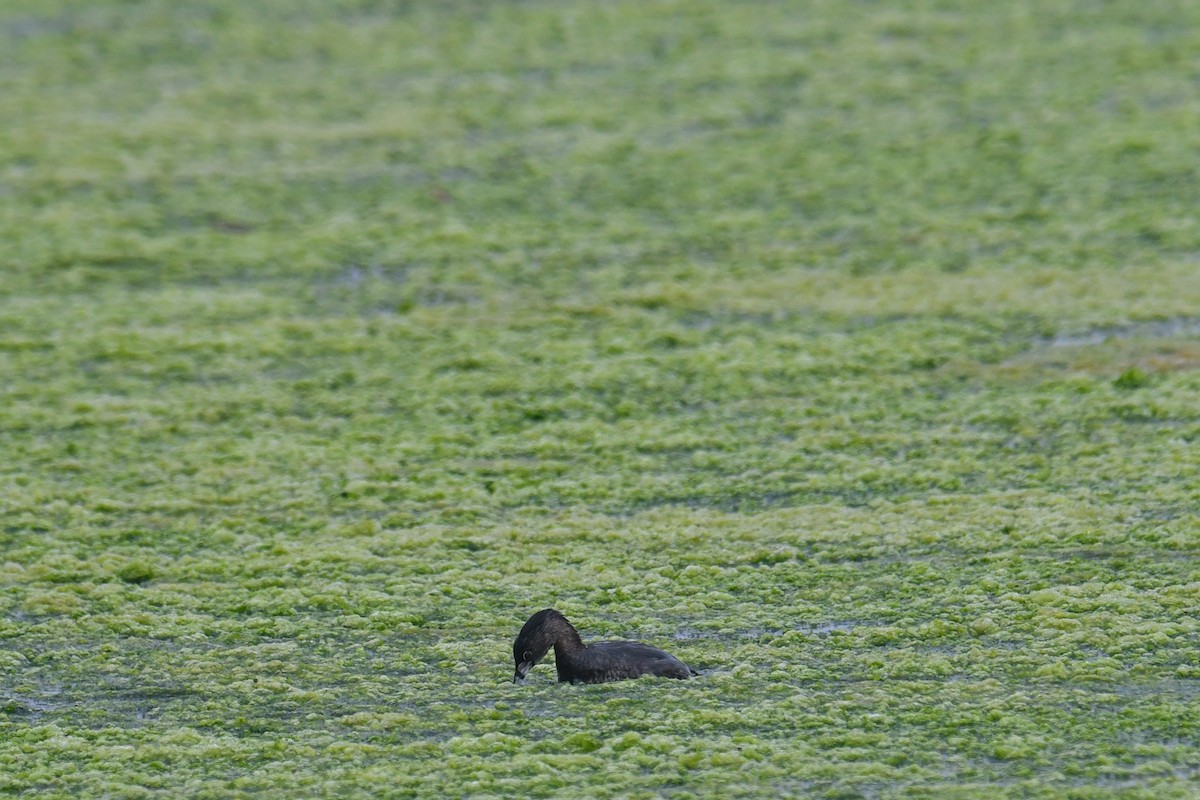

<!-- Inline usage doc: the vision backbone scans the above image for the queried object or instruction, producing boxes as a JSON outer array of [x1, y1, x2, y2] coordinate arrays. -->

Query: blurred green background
[[2, 2, 1198, 798]]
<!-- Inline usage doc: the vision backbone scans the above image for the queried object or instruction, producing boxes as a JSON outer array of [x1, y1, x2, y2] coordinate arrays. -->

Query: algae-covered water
[[2, 1, 1198, 797]]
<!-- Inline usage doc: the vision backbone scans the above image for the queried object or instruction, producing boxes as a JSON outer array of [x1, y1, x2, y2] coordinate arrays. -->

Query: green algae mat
[[2, 1, 1199, 798]]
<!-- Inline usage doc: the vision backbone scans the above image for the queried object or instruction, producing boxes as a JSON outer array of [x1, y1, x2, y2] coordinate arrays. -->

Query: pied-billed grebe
[[512, 609, 697, 684]]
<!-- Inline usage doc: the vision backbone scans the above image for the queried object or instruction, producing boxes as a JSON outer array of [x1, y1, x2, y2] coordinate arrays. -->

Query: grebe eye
[[523, 650, 532, 660]]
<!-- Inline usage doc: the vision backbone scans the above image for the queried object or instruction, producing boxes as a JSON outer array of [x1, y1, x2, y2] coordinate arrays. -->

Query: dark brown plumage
[[512, 609, 697, 684]]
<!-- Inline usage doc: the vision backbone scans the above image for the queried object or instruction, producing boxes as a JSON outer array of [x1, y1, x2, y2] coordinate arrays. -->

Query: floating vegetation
[[2, 0, 1199, 797]]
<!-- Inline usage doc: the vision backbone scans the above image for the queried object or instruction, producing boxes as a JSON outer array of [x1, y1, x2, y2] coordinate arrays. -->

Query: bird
[[511, 608, 698, 684]]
